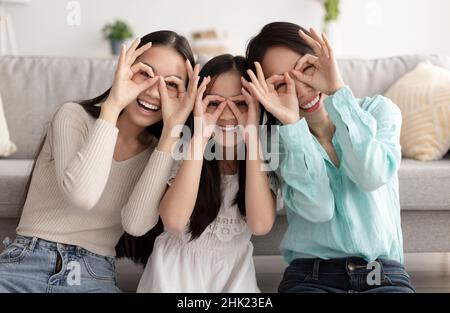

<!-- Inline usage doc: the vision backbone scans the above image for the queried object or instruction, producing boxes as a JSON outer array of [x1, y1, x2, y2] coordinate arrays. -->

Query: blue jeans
[[279, 257, 415, 293], [0, 235, 121, 293]]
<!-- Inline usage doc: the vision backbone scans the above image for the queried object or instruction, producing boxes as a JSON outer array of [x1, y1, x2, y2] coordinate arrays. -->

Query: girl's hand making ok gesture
[[193, 78, 227, 142], [226, 88, 261, 145]]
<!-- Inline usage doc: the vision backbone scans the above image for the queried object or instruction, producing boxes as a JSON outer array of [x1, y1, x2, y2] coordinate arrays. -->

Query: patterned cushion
[[0, 93, 16, 157], [385, 61, 450, 160]]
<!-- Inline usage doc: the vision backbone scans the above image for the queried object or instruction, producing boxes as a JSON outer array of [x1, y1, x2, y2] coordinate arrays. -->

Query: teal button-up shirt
[[276, 86, 404, 264]]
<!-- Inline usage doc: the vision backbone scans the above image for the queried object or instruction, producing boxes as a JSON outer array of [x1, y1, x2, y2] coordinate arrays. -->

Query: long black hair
[[246, 22, 315, 126], [185, 54, 256, 240], [110, 31, 195, 264]]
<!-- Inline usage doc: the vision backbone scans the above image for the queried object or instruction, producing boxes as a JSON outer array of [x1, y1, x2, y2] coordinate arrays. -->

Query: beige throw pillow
[[385, 61, 450, 161], [0, 92, 17, 157]]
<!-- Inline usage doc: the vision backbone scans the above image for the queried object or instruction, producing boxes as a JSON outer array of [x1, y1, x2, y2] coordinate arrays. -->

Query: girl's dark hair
[[185, 54, 253, 240], [245, 21, 315, 127], [20, 30, 195, 266]]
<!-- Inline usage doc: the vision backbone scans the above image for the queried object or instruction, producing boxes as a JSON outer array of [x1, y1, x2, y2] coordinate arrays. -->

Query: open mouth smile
[[299, 93, 321, 113], [216, 124, 239, 132], [137, 99, 161, 114]]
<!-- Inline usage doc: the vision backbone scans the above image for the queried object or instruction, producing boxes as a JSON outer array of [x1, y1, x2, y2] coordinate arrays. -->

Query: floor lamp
[[0, 0, 29, 55]]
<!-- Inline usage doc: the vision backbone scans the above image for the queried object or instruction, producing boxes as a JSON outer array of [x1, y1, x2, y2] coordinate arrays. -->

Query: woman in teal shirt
[[244, 22, 415, 293]]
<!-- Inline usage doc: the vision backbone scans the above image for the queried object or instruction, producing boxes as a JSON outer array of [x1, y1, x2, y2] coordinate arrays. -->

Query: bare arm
[[244, 136, 276, 236], [159, 80, 227, 233], [158, 136, 207, 233]]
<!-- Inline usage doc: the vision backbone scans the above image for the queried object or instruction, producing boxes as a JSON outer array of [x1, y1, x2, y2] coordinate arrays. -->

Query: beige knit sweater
[[16, 102, 174, 256]]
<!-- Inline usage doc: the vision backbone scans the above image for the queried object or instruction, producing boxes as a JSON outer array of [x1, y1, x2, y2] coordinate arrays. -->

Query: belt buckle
[[347, 261, 367, 272]]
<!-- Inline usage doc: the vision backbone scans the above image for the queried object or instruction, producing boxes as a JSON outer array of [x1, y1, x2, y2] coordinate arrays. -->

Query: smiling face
[[206, 69, 248, 148], [261, 45, 325, 120], [121, 44, 188, 128]]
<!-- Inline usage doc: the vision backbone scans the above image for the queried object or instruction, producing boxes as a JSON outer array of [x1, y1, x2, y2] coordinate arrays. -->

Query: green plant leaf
[[324, 0, 340, 23], [102, 19, 134, 41]]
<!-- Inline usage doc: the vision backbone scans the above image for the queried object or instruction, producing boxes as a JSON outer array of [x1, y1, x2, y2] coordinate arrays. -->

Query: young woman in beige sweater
[[0, 30, 201, 293]]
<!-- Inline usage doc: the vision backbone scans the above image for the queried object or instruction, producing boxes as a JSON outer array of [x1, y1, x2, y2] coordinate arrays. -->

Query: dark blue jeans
[[279, 257, 415, 293]]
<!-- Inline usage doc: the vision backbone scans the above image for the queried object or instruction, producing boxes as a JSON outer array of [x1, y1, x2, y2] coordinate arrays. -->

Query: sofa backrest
[[0, 56, 116, 159], [1, 54, 450, 159], [338, 54, 450, 98]]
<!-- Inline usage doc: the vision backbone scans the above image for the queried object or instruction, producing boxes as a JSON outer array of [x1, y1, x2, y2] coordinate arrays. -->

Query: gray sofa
[[1, 54, 450, 290]]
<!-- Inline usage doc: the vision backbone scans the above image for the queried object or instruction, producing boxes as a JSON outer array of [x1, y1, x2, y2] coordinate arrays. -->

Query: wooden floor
[[116, 253, 450, 293]]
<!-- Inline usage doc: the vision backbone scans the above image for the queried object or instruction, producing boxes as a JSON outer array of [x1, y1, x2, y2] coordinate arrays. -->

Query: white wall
[[337, 0, 450, 58], [4, 0, 450, 58]]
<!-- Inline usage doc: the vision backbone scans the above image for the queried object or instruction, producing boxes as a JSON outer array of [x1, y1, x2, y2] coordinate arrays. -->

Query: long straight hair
[[186, 54, 256, 240], [20, 30, 195, 265]]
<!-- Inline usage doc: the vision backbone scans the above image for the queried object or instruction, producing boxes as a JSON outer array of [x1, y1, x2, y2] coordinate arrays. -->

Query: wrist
[[103, 97, 123, 111], [157, 129, 178, 154], [99, 101, 121, 125], [281, 116, 299, 125], [244, 125, 259, 146], [190, 135, 208, 160], [192, 133, 210, 147], [328, 81, 345, 95], [245, 138, 262, 162]]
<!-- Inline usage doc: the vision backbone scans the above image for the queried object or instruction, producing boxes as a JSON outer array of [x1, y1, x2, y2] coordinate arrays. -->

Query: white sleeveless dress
[[137, 171, 280, 293]]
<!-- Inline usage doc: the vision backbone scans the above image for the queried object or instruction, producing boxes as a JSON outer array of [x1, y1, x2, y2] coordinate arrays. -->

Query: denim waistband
[[13, 235, 112, 260]]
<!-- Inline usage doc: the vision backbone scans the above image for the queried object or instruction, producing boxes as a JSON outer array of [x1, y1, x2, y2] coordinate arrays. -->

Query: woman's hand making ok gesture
[[243, 62, 300, 125], [291, 28, 345, 96], [102, 38, 158, 121]]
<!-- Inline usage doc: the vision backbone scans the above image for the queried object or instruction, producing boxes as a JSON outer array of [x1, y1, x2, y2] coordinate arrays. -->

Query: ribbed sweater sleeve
[[51, 103, 118, 211], [121, 149, 174, 236]]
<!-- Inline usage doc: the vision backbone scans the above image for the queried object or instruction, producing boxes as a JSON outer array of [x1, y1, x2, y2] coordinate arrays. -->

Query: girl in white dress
[[137, 55, 280, 293]]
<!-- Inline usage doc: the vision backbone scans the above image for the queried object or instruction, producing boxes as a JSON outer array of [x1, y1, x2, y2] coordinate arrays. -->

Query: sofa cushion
[[0, 91, 17, 157], [0, 92, 16, 157], [399, 156, 450, 210], [1, 156, 449, 221], [0, 160, 33, 218], [384, 62, 450, 160], [1, 158, 448, 219]]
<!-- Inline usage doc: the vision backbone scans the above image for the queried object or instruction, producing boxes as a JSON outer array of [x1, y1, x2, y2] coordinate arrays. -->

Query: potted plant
[[102, 19, 133, 55], [323, 0, 340, 26], [318, 0, 341, 53]]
